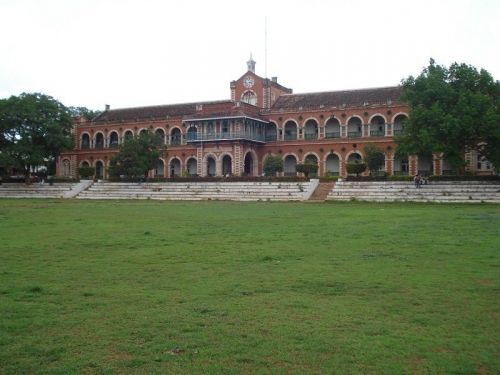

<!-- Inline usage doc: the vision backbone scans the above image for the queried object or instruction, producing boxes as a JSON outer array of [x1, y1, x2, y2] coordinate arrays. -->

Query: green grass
[[0, 199, 499, 374]]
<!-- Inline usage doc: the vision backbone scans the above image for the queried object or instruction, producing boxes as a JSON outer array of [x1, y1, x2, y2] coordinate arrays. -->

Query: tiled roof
[[93, 100, 266, 123], [270, 86, 403, 111]]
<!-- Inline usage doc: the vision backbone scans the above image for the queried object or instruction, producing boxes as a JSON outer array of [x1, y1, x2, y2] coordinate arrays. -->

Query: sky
[[0, 0, 499, 111]]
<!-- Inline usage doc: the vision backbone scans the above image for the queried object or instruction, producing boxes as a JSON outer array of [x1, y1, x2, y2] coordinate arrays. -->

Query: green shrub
[[346, 163, 366, 176], [296, 162, 318, 178], [79, 166, 95, 179]]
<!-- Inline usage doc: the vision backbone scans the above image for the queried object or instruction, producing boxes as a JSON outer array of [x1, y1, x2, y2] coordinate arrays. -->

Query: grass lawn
[[0, 199, 499, 374]]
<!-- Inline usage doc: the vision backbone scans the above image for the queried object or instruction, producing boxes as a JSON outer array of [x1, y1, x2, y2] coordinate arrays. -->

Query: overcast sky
[[1, 0, 498, 111]]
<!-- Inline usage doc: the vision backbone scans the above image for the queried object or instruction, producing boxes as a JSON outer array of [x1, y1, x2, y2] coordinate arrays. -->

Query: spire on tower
[[247, 53, 256, 73]]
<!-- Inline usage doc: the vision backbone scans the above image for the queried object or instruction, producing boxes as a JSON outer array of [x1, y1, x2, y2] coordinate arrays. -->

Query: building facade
[[57, 57, 492, 179]]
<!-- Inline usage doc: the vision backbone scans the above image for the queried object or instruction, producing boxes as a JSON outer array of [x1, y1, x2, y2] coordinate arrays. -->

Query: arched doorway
[[244, 153, 254, 176], [154, 159, 164, 177], [187, 158, 197, 176], [222, 155, 232, 176], [62, 159, 71, 177], [417, 154, 433, 176], [169, 159, 181, 177], [325, 118, 341, 138], [206, 156, 216, 176], [325, 154, 340, 176], [95, 161, 104, 179], [284, 155, 297, 176], [394, 154, 409, 175]]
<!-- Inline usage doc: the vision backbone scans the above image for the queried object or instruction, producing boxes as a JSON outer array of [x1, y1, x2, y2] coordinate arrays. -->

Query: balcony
[[348, 131, 362, 138], [304, 133, 318, 140], [370, 130, 385, 137], [171, 136, 182, 145], [186, 131, 266, 143], [265, 134, 277, 142], [284, 134, 297, 141], [325, 131, 341, 139]]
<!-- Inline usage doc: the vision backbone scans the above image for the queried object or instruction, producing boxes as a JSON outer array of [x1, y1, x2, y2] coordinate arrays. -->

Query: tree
[[68, 106, 102, 121], [108, 131, 166, 179], [363, 144, 385, 175], [263, 155, 283, 176], [296, 162, 318, 178], [0, 93, 74, 180], [397, 59, 500, 173], [346, 162, 366, 176]]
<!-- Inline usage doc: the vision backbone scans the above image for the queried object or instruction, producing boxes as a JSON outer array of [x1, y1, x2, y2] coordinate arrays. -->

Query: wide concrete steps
[[0, 183, 77, 198], [327, 181, 500, 203], [77, 181, 311, 201]]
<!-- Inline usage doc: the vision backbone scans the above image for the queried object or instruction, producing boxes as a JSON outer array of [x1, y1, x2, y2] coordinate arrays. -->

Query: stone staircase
[[76, 181, 314, 201], [308, 182, 336, 202], [327, 180, 500, 203], [0, 183, 78, 199]]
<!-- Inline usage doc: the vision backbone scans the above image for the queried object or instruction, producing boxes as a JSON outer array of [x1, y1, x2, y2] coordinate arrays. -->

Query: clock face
[[243, 76, 254, 88]]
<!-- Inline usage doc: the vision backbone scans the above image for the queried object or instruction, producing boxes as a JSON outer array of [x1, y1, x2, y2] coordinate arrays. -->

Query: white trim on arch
[[368, 113, 387, 124]]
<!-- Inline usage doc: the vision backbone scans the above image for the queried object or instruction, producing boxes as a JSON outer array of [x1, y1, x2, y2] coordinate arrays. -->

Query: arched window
[[370, 116, 385, 137], [81, 134, 90, 149], [242, 91, 257, 105], [284, 121, 297, 141], [155, 129, 166, 144], [109, 132, 119, 148], [171, 128, 181, 145], [266, 123, 277, 141], [304, 120, 318, 140], [347, 118, 362, 138], [124, 130, 134, 141], [325, 118, 340, 138], [95, 133, 104, 149], [393, 114, 407, 135]]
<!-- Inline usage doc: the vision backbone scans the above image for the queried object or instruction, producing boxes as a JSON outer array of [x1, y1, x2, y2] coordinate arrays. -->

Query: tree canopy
[[0, 93, 74, 178], [68, 106, 102, 121], [397, 59, 500, 173], [363, 144, 385, 175], [263, 155, 283, 176], [108, 131, 166, 179]]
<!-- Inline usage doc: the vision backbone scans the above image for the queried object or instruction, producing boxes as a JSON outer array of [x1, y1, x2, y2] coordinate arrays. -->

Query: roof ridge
[[278, 85, 402, 97], [107, 99, 232, 112]]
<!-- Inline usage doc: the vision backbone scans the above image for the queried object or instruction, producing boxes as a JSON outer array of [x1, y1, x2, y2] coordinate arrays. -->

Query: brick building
[[57, 57, 493, 179]]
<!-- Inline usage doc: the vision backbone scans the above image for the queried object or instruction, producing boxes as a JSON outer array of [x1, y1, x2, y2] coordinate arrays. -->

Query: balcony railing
[[186, 131, 266, 143], [171, 136, 181, 145], [284, 134, 297, 141], [304, 133, 317, 140], [325, 131, 341, 139], [370, 130, 385, 137], [348, 131, 362, 138], [95, 143, 104, 149]]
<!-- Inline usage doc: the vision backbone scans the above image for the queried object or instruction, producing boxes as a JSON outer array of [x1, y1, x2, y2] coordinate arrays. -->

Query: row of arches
[[79, 114, 408, 149], [75, 152, 257, 179], [80, 127, 182, 149], [279, 113, 407, 141]]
